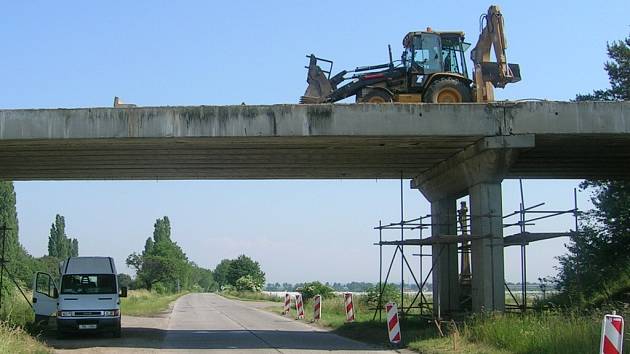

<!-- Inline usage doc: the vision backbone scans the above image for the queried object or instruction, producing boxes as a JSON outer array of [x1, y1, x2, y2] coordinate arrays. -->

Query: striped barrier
[[295, 294, 305, 319], [313, 295, 321, 321], [386, 303, 401, 344], [344, 292, 355, 322], [282, 293, 291, 315], [600, 312, 624, 354]]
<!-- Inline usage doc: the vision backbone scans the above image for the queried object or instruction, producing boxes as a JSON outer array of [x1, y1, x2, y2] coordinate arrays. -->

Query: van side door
[[32, 272, 58, 317]]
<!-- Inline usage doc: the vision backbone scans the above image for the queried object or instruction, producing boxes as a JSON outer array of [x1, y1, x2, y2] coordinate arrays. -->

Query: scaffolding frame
[[373, 179, 580, 320]]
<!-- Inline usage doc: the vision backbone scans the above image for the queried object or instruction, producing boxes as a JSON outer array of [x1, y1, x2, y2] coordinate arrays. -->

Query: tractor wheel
[[423, 78, 472, 103], [360, 89, 393, 103]]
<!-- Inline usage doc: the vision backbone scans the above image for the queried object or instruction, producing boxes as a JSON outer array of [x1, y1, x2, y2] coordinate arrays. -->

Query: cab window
[[441, 36, 470, 78], [61, 274, 117, 294], [412, 34, 442, 74], [36, 273, 55, 297]]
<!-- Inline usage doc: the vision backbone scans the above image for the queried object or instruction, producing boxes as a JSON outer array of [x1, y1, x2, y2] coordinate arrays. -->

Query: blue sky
[[1, 1, 628, 283]]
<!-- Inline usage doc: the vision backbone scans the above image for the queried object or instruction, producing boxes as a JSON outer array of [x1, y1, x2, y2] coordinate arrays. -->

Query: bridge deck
[[0, 102, 628, 180]]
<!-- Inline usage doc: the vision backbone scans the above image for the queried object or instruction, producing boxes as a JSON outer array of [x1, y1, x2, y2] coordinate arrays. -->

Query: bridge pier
[[430, 197, 459, 317], [412, 135, 534, 315], [469, 182, 505, 312]]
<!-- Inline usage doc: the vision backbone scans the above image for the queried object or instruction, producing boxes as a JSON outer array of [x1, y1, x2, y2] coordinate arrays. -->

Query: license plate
[[79, 324, 97, 330]]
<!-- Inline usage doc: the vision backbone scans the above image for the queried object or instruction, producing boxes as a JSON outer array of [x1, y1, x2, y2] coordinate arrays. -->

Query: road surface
[[48, 293, 399, 353]]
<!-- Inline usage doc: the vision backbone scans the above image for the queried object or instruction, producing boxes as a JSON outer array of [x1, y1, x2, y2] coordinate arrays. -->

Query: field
[[120, 289, 188, 316]]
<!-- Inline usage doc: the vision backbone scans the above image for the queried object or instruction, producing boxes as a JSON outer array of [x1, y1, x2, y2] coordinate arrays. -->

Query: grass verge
[[121, 289, 188, 316], [0, 321, 51, 354], [0, 291, 51, 353], [263, 293, 626, 354], [221, 290, 282, 302]]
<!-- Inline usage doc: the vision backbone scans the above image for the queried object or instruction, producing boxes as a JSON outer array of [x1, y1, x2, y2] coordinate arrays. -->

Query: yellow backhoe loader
[[300, 5, 520, 104]]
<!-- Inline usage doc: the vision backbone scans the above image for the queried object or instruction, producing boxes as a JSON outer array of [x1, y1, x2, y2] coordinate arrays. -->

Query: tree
[[213, 259, 233, 288], [296, 281, 333, 301], [235, 275, 262, 292], [117, 273, 133, 289], [212, 255, 266, 291], [47, 214, 79, 259], [226, 255, 265, 288], [153, 217, 171, 243], [557, 34, 630, 304], [0, 181, 33, 289], [557, 181, 630, 302], [576, 35, 630, 101], [143, 237, 154, 254], [127, 216, 214, 292], [71, 238, 79, 257]]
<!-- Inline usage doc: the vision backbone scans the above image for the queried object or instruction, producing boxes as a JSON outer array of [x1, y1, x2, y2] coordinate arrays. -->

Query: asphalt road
[[48, 293, 399, 353]]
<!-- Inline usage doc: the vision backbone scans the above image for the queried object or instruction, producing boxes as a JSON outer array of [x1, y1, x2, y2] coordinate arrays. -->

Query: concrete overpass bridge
[[1, 101, 628, 315]]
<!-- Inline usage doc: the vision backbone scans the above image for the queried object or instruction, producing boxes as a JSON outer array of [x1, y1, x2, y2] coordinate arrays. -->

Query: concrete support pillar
[[431, 197, 459, 317], [469, 182, 505, 312]]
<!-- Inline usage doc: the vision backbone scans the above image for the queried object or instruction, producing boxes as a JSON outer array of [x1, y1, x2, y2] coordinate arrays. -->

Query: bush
[[296, 281, 334, 301], [152, 282, 169, 294], [364, 283, 399, 308], [235, 275, 263, 292]]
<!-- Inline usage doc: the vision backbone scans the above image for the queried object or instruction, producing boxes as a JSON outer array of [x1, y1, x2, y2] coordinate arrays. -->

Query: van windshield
[[61, 274, 117, 294]]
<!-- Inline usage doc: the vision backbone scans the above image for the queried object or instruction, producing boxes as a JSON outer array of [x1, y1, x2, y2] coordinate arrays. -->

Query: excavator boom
[[471, 5, 521, 102]]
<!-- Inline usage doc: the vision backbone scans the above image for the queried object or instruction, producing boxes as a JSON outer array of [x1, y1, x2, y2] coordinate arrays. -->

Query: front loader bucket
[[481, 62, 521, 88], [300, 55, 333, 104]]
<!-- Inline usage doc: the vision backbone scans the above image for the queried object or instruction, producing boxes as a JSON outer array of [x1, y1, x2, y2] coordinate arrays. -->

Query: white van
[[33, 256, 128, 338]]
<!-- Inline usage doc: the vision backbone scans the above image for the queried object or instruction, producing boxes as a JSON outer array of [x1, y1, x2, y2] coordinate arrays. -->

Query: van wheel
[[423, 78, 472, 103], [360, 89, 393, 103]]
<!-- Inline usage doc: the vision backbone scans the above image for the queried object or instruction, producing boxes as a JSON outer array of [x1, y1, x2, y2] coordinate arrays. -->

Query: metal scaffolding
[[372, 180, 580, 319]]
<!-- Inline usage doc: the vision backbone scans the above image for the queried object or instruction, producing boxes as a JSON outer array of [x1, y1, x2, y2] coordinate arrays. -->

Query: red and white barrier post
[[313, 295, 322, 321], [600, 312, 624, 354], [282, 293, 291, 315], [295, 294, 305, 319], [386, 302, 401, 345], [344, 292, 355, 322]]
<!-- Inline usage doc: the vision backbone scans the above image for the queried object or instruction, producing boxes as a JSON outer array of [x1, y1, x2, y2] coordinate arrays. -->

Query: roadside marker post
[[600, 312, 624, 354], [313, 295, 321, 321], [386, 302, 401, 345], [295, 294, 305, 319], [344, 292, 355, 322], [282, 293, 291, 315]]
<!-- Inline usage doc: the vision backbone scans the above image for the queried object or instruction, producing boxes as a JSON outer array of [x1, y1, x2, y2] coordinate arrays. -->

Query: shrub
[[364, 283, 399, 308], [235, 275, 263, 292], [297, 281, 334, 301]]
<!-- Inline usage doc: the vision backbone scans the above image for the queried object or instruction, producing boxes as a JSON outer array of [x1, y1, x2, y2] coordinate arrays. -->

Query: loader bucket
[[481, 62, 521, 88], [300, 55, 333, 104]]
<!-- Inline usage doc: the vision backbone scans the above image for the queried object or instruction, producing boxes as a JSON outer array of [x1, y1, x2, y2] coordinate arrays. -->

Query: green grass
[[0, 321, 51, 354], [0, 291, 35, 329], [120, 289, 188, 316], [461, 311, 626, 354], [221, 290, 282, 302], [0, 291, 51, 353], [264, 293, 629, 354]]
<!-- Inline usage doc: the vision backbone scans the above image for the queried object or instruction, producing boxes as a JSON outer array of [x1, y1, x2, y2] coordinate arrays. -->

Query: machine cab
[[402, 30, 470, 78]]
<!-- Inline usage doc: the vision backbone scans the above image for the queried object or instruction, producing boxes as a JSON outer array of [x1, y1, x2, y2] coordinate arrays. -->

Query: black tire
[[359, 89, 393, 103], [423, 78, 472, 103]]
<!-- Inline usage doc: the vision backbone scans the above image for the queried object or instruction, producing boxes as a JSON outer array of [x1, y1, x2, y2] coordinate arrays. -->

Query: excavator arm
[[471, 5, 521, 102]]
